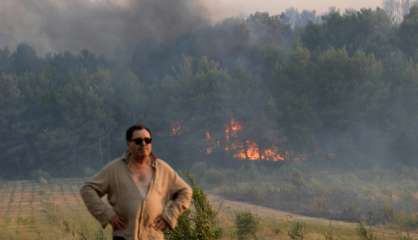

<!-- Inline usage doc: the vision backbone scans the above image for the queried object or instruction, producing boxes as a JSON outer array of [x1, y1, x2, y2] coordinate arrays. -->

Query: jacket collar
[[122, 151, 156, 168]]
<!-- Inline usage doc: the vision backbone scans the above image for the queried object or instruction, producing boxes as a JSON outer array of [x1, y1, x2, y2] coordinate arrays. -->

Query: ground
[[0, 178, 416, 239]]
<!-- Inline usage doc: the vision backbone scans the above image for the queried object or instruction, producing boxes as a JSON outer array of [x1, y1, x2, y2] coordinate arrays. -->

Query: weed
[[357, 222, 378, 240], [288, 221, 305, 240], [235, 212, 259, 240]]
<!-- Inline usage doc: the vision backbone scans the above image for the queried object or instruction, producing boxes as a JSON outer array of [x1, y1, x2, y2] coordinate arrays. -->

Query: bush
[[288, 221, 305, 240], [235, 212, 259, 240], [165, 175, 222, 240], [357, 222, 377, 240]]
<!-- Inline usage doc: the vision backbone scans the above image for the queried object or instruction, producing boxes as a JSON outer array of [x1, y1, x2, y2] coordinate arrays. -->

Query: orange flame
[[171, 118, 297, 161], [245, 141, 261, 160], [230, 140, 285, 161], [225, 119, 242, 141], [223, 119, 286, 161]]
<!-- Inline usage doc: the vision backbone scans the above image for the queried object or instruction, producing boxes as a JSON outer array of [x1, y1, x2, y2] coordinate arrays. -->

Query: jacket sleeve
[[162, 167, 193, 230], [80, 165, 116, 228]]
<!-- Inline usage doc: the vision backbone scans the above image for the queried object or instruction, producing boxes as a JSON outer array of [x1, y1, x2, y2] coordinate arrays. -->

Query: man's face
[[128, 129, 152, 160]]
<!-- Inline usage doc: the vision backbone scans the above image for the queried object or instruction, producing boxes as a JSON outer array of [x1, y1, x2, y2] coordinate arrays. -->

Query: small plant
[[288, 221, 305, 240], [235, 212, 259, 240], [357, 222, 377, 240], [165, 175, 222, 240]]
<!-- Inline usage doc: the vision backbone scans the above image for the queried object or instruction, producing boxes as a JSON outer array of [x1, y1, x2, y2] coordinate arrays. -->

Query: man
[[80, 124, 193, 240]]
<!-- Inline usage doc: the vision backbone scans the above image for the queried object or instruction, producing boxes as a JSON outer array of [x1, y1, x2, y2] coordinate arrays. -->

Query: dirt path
[[208, 194, 356, 227]]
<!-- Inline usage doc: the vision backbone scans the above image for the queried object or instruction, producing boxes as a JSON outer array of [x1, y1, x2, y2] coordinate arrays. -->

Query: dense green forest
[[2, 7, 418, 179]]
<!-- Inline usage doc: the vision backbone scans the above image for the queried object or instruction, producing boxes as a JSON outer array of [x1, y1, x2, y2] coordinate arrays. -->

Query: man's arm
[[80, 166, 116, 228], [162, 169, 193, 230]]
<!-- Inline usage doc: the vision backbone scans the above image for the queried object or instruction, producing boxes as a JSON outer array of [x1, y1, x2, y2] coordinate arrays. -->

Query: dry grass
[[0, 179, 111, 240], [0, 178, 417, 239]]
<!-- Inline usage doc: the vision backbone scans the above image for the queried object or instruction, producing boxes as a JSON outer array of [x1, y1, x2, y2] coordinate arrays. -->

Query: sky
[[203, 0, 383, 21]]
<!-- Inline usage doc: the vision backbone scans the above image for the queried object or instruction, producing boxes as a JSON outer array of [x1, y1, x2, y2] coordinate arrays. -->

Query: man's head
[[126, 124, 153, 161]]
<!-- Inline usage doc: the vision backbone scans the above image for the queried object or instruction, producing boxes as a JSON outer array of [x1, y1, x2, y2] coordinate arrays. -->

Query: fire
[[225, 119, 242, 141], [230, 140, 285, 161], [244, 141, 261, 160], [263, 148, 285, 161], [169, 118, 296, 161], [209, 118, 286, 161]]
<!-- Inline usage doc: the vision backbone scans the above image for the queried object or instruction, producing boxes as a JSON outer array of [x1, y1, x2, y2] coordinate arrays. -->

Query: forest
[[1, 5, 418, 179]]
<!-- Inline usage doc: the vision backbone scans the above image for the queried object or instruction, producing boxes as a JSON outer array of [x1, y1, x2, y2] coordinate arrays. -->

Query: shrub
[[165, 175, 222, 240], [235, 212, 259, 240], [357, 222, 377, 240], [288, 221, 305, 240]]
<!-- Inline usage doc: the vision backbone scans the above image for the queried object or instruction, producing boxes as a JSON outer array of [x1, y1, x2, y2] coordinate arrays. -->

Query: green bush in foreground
[[288, 221, 305, 240], [165, 176, 222, 240], [235, 212, 259, 240]]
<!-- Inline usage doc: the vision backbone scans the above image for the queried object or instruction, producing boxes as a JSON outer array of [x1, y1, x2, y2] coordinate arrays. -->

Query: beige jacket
[[80, 154, 193, 240]]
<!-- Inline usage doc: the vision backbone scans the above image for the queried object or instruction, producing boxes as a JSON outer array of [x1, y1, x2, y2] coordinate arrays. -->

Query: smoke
[[0, 0, 209, 57], [201, 0, 382, 21], [0, 0, 385, 58]]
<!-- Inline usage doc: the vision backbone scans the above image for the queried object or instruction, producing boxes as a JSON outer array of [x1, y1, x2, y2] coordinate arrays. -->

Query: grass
[[0, 178, 111, 240], [194, 162, 418, 227], [0, 177, 417, 239]]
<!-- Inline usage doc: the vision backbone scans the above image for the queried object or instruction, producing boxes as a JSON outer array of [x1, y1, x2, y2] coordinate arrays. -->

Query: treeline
[[2, 7, 418, 178]]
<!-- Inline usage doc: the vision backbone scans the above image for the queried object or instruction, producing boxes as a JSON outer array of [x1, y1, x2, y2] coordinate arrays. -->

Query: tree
[[399, 6, 418, 59], [12, 43, 41, 73], [301, 9, 394, 57]]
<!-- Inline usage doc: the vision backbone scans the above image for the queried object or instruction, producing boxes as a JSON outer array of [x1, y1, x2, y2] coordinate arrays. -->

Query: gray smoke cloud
[[0, 0, 209, 57]]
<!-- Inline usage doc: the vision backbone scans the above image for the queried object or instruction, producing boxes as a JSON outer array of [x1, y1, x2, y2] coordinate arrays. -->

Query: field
[[0, 178, 111, 240], [0, 177, 417, 240]]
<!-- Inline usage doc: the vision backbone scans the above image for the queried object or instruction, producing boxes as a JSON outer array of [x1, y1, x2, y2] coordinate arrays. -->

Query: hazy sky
[[203, 0, 383, 20]]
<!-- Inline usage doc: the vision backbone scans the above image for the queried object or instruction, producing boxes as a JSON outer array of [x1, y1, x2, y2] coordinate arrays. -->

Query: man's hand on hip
[[153, 215, 168, 231]]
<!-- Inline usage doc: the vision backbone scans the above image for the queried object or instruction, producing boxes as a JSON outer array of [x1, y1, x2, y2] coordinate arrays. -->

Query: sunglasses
[[131, 137, 152, 145]]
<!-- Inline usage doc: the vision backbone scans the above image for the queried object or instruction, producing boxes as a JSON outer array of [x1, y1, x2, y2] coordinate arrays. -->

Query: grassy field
[[0, 178, 417, 240], [0, 178, 111, 240]]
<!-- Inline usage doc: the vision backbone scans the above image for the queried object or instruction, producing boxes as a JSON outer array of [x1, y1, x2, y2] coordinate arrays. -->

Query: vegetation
[[192, 161, 418, 227], [2, 6, 418, 178], [166, 176, 222, 240], [288, 222, 305, 240], [2, 4, 418, 240], [1, 178, 416, 240], [357, 222, 378, 240], [234, 212, 259, 240]]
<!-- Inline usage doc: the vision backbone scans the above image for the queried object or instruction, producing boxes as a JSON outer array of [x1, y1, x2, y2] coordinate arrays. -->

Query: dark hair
[[126, 124, 152, 142], [125, 123, 157, 161]]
